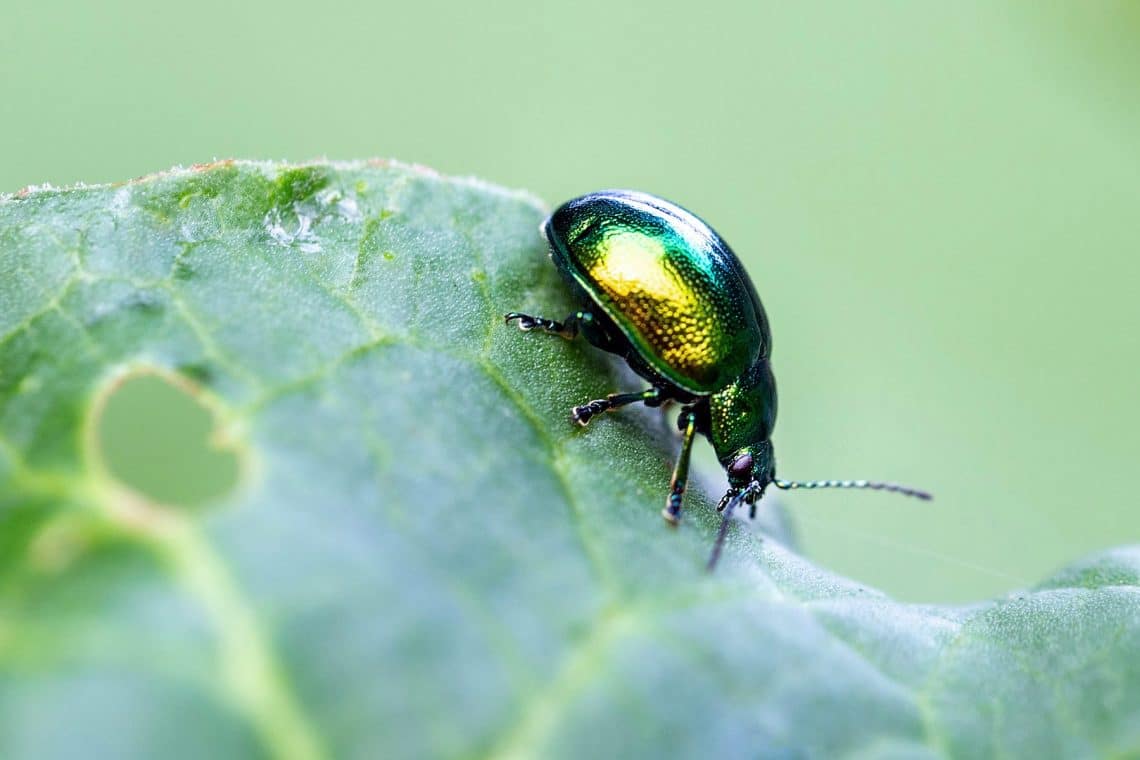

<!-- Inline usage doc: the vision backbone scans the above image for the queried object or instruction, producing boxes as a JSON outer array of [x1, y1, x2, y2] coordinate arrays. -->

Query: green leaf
[[1, 161, 1137, 759]]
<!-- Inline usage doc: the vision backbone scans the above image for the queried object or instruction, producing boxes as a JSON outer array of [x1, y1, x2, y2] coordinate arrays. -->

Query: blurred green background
[[4, 1, 1138, 602]]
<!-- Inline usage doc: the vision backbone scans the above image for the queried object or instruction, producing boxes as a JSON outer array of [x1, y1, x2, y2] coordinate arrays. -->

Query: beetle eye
[[728, 453, 754, 478]]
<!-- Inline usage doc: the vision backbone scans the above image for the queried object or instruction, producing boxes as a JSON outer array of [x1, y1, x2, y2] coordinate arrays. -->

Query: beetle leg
[[504, 311, 579, 339], [662, 408, 698, 525], [571, 387, 662, 427]]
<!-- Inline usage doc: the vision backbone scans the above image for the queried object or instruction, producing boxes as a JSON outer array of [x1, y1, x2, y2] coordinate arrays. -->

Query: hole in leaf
[[95, 373, 240, 508]]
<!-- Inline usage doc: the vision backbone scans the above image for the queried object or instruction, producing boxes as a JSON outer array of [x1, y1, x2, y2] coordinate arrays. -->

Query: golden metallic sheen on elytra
[[545, 192, 768, 394]]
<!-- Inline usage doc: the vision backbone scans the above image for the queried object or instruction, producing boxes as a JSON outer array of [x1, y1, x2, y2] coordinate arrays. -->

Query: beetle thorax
[[708, 361, 777, 469]]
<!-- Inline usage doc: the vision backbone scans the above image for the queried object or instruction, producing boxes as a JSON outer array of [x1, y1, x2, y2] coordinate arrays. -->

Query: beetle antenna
[[707, 483, 760, 571], [772, 478, 932, 501]]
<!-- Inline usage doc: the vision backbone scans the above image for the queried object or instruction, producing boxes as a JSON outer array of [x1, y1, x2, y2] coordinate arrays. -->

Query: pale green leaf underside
[[0, 162, 1137, 759]]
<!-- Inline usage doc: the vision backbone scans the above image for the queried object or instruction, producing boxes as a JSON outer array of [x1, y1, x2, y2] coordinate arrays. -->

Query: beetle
[[506, 190, 930, 569]]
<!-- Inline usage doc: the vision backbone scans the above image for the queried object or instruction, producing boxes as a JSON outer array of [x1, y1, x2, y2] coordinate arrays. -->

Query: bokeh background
[[4, 1, 1138, 602]]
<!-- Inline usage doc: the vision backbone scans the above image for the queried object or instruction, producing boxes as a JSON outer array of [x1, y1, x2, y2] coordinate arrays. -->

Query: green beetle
[[506, 190, 930, 568]]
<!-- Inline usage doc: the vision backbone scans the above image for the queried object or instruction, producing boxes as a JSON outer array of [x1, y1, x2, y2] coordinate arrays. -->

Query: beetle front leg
[[571, 387, 664, 427], [662, 408, 698, 525]]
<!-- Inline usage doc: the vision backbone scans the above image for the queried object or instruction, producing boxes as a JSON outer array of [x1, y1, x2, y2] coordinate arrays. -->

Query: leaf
[[1, 160, 1137, 759]]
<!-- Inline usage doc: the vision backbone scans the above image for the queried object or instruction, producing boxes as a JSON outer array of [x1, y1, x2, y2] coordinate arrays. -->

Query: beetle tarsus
[[570, 400, 607, 426], [504, 312, 577, 338]]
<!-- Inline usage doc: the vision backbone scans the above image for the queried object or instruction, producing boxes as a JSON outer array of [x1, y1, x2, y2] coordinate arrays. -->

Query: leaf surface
[[1, 161, 1137, 759]]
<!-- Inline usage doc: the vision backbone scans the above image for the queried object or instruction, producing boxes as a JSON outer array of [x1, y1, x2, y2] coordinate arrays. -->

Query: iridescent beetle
[[506, 190, 930, 569]]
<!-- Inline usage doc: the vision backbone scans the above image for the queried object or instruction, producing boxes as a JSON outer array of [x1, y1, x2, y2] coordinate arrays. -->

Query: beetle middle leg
[[571, 387, 665, 427]]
